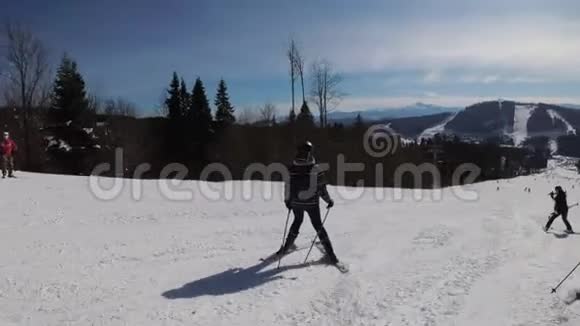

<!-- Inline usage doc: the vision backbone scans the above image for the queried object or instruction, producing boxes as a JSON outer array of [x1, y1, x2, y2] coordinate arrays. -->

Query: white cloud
[[303, 15, 580, 81], [424, 91, 439, 98], [458, 74, 546, 84], [482, 75, 500, 84], [423, 71, 442, 84]]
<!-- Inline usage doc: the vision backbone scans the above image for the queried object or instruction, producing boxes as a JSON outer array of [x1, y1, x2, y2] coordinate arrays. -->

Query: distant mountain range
[[327, 102, 460, 124], [378, 100, 580, 150]]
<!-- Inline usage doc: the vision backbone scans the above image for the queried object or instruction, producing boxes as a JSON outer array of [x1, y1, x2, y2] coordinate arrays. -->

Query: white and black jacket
[[284, 157, 332, 208]]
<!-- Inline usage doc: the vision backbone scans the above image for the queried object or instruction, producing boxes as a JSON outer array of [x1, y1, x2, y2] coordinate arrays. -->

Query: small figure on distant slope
[[278, 141, 339, 264], [0, 131, 17, 178], [545, 186, 573, 233]]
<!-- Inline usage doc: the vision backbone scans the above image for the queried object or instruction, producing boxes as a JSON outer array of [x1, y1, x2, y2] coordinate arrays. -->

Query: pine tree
[[163, 73, 187, 161], [51, 54, 89, 124], [296, 101, 314, 127], [165, 72, 181, 120], [179, 78, 190, 117], [189, 77, 213, 140], [214, 79, 235, 128]]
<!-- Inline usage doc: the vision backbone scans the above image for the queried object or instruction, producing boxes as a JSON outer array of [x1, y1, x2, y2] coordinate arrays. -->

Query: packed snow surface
[[547, 109, 577, 135], [418, 112, 458, 140], [2, 163, 580, 325], [512, 104, 535, 145]]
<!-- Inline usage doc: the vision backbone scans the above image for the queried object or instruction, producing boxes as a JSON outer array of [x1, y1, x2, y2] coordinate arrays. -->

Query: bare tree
[[310, 59, 344, 127], [237, 106, 258, 125], [104, 97, 137, 117], [287, 39, 298, 117], [0, 22, 50, 168], [259, 102, 276, 126], [87, 93, 101, 115], [293, 43, 306, 105], [155, 90, 168, 117]]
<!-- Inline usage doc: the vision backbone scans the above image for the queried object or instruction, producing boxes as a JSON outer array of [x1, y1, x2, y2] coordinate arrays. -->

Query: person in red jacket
[[1, 131, 17, 178]]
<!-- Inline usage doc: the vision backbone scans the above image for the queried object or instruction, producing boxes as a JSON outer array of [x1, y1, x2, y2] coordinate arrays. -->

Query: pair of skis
[[272, 208, 348, 273], [260, 242, 349, 273]]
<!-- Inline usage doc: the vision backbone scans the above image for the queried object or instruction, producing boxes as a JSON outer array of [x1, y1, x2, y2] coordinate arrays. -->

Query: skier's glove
[[326, 199, 334, 209], [285, 200, 292, 210]]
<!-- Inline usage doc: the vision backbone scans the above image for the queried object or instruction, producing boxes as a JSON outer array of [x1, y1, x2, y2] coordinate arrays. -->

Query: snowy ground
[[547, 109, 577, 135], [418, 112, 458, 140], [512, 104, 535, 146], [2, 164, 580, 325]]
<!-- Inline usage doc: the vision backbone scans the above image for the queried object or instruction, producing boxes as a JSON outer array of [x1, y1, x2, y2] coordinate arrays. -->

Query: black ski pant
[[283, 206, 337, 259], [546, 209, 572, 231], [2, 155, 14, 177]]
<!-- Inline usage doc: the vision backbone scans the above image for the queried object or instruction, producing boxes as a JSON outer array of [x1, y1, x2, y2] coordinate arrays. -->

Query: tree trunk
[[300, 72, 305, 104]]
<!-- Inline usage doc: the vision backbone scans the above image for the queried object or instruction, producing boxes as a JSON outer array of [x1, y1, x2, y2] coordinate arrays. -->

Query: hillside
[[377, 101, 580, 155], [327, 103, 459, 124], [2, 164, 580, 325]]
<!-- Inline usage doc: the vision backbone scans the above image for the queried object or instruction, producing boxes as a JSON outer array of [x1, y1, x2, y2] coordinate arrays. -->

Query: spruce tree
[[189, 77, 213, 141], [214, 79, 235, 128], [165, 72, 181, 120], [179, 78, 190, 117], [296, 101, 314, 127], [51, 54, 89, 124]]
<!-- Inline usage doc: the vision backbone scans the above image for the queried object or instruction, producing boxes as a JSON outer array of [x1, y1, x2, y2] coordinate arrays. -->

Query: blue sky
[[5, 0, 580, 116]]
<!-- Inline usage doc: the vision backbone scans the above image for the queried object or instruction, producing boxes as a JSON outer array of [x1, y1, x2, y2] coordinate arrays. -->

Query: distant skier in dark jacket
[[277, 141, 339, 264], [545, 186, 573, 233]]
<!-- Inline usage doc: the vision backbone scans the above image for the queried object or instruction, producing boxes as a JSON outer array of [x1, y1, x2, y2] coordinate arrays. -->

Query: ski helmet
[[296, 141, 314, 160], [297, 141, 313, 152]]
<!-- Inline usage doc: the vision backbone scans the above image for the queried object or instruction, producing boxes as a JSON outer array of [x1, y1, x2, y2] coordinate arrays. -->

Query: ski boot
[[322, 253, 339, 265], [275, 243, 297, 256]]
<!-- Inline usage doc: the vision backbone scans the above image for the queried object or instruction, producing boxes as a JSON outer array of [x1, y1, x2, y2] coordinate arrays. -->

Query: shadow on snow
[[161, 257, 326, 299]]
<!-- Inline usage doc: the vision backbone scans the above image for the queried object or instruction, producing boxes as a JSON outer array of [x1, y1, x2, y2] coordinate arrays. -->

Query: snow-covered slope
[[548, 109, 577, 135], [2, 170, 580, 325], [418, 112, 458, 140], [512, 104, 535, 145]]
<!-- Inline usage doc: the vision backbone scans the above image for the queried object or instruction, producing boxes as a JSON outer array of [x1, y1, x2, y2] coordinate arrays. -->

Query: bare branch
[[1, 22, 51, 169], [1, 22, 50, 109], [310, 59, 344, 127], [287, 39, 298, 113], [259, 102, 276, 125], [104, 97, 137, 117]]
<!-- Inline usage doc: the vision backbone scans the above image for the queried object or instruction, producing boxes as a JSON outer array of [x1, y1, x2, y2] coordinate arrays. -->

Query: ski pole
[[277, 209, 292, 269], [569, 203, 579, 209], [303, 208, 331, 264], [551, 260, 580, 293]]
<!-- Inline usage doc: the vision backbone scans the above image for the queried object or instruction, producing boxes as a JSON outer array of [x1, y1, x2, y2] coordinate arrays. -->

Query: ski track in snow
[[418, 112, 458, 140], [547, 109, 577, 135], [512, 104, 535, 146], [2, 165, 580, 325]]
